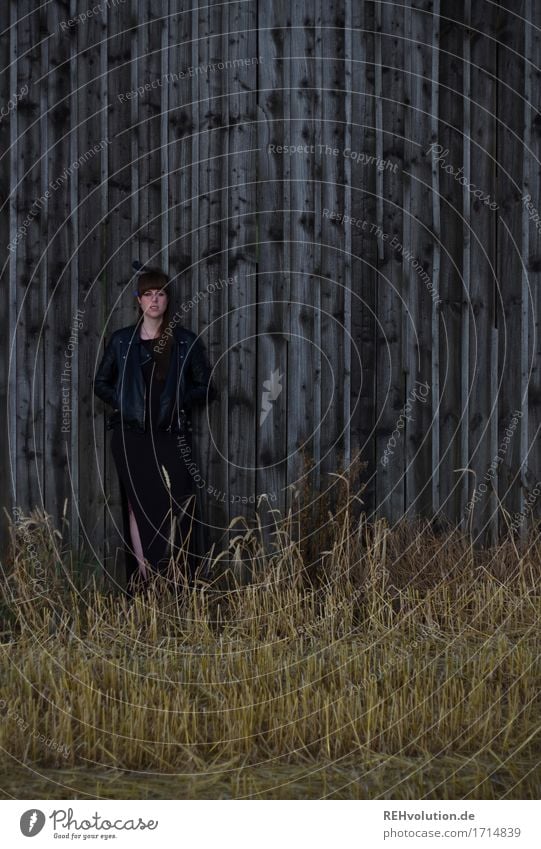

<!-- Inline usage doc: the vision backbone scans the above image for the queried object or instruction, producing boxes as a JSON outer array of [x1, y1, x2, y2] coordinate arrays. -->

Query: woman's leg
[[128, 499, 148, 580]]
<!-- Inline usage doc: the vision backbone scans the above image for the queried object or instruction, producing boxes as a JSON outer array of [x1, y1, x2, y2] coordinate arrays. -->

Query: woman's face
[[137, 288, 168, 319]]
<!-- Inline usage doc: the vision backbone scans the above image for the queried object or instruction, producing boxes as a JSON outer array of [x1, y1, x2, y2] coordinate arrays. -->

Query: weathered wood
[[525, 0, 541, 527], [349, 0, 376, 517], [467, 0, 499, 547], [318, 0, 349, 494], [403, 0, 435, 522], [287, 2, 320, 554], [7, 0, 18, 519], [2, 1, 540, 566], [256, 0, 290, 544], [375, 0, 407, 524], [496, 0, 525, 538], [15, 2, 43, 516], [460, 0, 471, 527], [430, 0, 441, 518], [43, 1, 73, 544], [0, 3, 13, 555], [138, 0, 163, 267], [521, 0, 533, 539], [103, 1, 138, 586], [438, 0, 465, 530], [194, 0, 230, 558], [77, 0, 108, 570], [226, 0, 258, 545]]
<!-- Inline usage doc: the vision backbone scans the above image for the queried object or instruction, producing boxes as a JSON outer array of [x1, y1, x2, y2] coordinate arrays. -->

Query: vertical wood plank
[[375, 0, 407, 524], [467, 0, 499, 546], [160, 3, 169, 272], [195, 0, 230, 556], [438, 0, 465, 530], [67, 0, 79, 545], [318, 0, 348, 492], [0, 3, 15, 553], [44, 2, 73, 536], [460, 0, 471, 527], [77, 0, 108, 571], [7, 1, 18, 520], [226, 0, 258, 553], [430, 0, 441, 517], [103, 1, 138, 585], [138, 1, 163, 266], [256, 2, 291, 542], [167, 1, 202, 559], [525, 0, 541, 528], [520, 0, 531, 541], [38, 3, 50, 535], [15, 2, 43, 515], [402, 0, 435, 522], [496, 0, 524, 538], [287, 3, 319, 520], [349, 0, 376, 518]]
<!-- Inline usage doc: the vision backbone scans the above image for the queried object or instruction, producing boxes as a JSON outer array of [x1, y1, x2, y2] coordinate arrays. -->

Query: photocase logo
[[20, 809, 46, 837], [260, 368, 284, 426]]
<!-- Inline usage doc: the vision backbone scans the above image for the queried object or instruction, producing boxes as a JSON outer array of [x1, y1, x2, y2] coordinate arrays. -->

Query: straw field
[[0, 463, 539, 799]]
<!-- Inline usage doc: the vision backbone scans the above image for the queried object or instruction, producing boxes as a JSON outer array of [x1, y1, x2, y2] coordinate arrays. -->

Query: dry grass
[[0, 458, 539, 799]]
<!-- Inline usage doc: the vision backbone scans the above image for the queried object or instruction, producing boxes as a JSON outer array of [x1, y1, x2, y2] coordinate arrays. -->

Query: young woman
[[94, 264, 216, 594]]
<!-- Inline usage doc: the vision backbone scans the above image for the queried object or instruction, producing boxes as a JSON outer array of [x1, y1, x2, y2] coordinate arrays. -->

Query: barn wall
[[1, 0, 540, 578]]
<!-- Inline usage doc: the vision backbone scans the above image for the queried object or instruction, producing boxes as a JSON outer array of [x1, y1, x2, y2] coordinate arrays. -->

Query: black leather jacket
[[94, 323, 216, 433]]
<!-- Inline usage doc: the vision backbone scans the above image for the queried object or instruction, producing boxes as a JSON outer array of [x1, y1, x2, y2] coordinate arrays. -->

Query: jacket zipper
[[167, 342, 182, 432], [168, 353, 176, 431], [143, 381, 147, 431]]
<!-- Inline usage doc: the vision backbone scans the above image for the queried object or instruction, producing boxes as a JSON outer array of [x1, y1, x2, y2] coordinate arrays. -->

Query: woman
[[94, 263, 216, 594]]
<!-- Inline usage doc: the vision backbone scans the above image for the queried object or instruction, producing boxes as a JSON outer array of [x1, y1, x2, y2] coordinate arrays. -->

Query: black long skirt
[[111, 423, 198, 592]]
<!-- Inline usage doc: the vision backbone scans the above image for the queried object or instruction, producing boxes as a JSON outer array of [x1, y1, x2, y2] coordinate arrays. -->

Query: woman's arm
[[183, 336, 217, 407], [94, 334, 119, 408]]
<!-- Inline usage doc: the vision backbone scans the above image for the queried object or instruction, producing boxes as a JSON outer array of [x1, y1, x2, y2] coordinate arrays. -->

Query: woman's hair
[[135, 265, 173, 381]]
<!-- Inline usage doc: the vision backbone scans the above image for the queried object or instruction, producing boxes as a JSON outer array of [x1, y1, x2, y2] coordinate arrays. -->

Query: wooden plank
[[7, 1, 18, 517], [256, 0, 290, 543], [496, 0, 525, 539], [226, 0, 258, 550], [193, 0, 230, 558], [15, 1, 43, 515], [520, 0, 532, 542], [38, 2, 50, 539], [166, 0, 203, 560], [466, 0, 499, 546], [43, 2, 73, 536], [103, 0, 138, 586], [77, 0, 108, 572], [167, 0, 195, 278], [160, 3, 169, 272], [318, 0, 348, 491], [402, 0, 435, 522], [343, 0, 352, 477], [287, 2, 319, 522], [460, 0, 471, 527], [67, 0, 79, 547], [430, 0, 441, 518], [525, 0, 541, 528], [348, 0, 376, 518], [375, 0, 407, 524], [437, 0, 465, 530], [0, 3, 14, 554], [138, 0, 163, 266]]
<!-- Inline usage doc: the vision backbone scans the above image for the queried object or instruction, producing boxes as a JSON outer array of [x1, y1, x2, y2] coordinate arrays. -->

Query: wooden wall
[[1, 0, 540, 579]]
